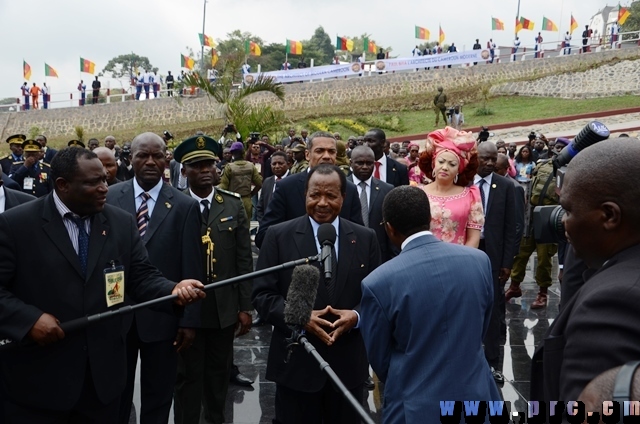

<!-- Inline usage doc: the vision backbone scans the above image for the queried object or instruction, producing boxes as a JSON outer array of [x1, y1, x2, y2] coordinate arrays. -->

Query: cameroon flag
[[45, 63, 59, 77], [363, 37, 377, 53], [211, 51, 219, 67], [181, 54, 195, 70], [492, 17, 505, 30], [570, 15, 578, 33], [542, 17, 558, 31], [336, 36, 354, 52], [439, 26, 445, 44], [198, 33, 216, 48], [415, 26, 430, 40], [244, 40, 261, 56], [23, 60, 31, 80], [286, 39, 303, 55], [619, 7, 631, 25], [80, 57, 96, 74], [519, 17, 534, 31]]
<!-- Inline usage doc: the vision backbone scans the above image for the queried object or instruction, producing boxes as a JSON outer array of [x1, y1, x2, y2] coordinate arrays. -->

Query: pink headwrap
[[428, 127, 477, 173]]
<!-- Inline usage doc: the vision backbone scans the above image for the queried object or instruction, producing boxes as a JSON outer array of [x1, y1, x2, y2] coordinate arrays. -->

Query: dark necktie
[[201, 199, 210, 223], [68, 214, 89, 276], [478, 179, 487, 212], [137, 192, 150, 237], [358, 181, 369, 227], [326, 245, 338, 304]]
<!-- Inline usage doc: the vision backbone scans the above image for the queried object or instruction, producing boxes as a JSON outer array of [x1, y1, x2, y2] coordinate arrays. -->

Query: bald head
[[495, 153, 510, 177], [579, 364, 640, 417], [131, 132, 166, 154]]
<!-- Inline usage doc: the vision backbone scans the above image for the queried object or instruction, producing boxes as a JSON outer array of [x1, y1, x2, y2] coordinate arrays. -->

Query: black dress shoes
[[491, 367, 505, 385], [230, 364, 254, 387], [252, 314, 265, 326]]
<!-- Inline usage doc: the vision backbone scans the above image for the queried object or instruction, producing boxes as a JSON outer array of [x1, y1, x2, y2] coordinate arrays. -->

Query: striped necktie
[[67, 214, 89, 276], [137, 192, 151, 237]]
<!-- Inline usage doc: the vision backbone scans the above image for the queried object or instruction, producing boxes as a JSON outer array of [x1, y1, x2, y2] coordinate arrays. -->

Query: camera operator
[[245, 133, 276, 179], [219, 124, 242, 148], [116, 141, 134, 181], [447, 105, 464, 130], [477, 126, 491, 143]]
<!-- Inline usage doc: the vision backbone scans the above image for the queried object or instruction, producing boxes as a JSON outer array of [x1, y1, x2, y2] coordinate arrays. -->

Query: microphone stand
[[285, 329, 376, 424], [0, 254, 320, 352]]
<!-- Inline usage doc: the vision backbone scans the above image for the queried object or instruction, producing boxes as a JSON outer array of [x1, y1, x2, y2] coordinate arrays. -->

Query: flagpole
[[515, 0, 521, 37], [201, 0, 207, 73]]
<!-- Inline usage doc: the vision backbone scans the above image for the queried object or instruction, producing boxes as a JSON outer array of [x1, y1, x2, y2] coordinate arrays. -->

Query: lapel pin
[[375, 186, 379, 190], [351, 240, 356, 244], [102, 230, 106, 236], [360, 264, 365, 268], [165, 202, 172, 209], [392, 167, 397, 171], [491, 184, 497, 189]]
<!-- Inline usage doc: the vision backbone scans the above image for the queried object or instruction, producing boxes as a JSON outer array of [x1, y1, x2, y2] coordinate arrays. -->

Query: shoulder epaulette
[[40, 162, 51, 167], [1, 154, 11, 160], [12, 161, 24, 165], [217, 188, 241, 198]]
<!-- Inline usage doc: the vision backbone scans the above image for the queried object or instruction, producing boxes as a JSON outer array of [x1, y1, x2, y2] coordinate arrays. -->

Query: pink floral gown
[[424, 185, 485, 245]]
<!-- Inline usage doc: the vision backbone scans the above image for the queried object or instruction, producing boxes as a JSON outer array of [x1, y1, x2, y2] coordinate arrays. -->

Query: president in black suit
[[348, 146, 396, 262], [363, 129, 409, 187], [496, 153, 524, 256], [256, 151, 289, 224], [531, 139, 640, 406], [255, 132, 364, 248], [473, 142, 517, 384], [106, 133, 204, 424], [0, 147, 204, 423]]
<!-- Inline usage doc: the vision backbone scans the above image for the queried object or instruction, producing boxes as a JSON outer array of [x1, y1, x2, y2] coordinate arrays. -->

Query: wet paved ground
[[132, 256, 558, 423]]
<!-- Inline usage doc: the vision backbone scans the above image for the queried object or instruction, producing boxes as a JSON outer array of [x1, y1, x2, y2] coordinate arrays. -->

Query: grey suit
[[169, 159, 184, 189], [106, 180, 203, 424]]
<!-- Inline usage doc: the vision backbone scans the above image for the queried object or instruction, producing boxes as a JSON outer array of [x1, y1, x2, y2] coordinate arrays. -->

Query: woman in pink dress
[[418, 127, 484, 247], [405, 142, 430, 186]]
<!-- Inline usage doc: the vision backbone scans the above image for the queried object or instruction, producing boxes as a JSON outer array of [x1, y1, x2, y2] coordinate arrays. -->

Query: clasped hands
[[304, 305, 357, 347]]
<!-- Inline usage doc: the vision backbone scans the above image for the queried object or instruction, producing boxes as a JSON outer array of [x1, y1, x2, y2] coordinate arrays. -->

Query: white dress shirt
[[189, 188, 215, 212], [0, 186, 5, 213], [401, 230, 434, 250], [309, 216, 340, 258], [375, 154, 388, 183], [473, 173, 493, 237], [133, 178, 163, 218], [351, 174, 372, 206]]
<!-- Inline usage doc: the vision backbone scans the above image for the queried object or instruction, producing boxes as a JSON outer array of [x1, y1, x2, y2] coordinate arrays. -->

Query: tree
[[100, 53, 158, 79], [308, 27, 335, 64], [183, 57, 286, 140]]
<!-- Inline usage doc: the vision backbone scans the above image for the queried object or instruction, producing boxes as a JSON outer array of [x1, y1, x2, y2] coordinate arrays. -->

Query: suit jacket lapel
[[486, 174, 499, 216], [116, 180, 136, 215], [293, 217, 330, 304], [369, 180, 381, 218], [42, 195, 84, 278], [144, 183, 172, 243], [334, 219, 355, 302], [4, 189, 16, 210], [207, 193, 225, 228], [85, 213, 110, 280]]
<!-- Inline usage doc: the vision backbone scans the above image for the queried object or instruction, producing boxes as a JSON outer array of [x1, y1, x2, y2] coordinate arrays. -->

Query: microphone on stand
[[317, 223, 336, 281]]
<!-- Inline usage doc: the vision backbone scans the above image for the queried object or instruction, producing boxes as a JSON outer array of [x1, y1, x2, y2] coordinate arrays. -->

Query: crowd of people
[[0, 122, 638, 423]]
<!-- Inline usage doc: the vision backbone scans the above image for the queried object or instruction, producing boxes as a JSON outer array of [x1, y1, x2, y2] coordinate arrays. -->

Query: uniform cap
[[229, 142, 245, 152], [22, 139, 43, 152], [291, 143, 307, 153], [173, 135, 222, 164], [6, 134, 26, 145]]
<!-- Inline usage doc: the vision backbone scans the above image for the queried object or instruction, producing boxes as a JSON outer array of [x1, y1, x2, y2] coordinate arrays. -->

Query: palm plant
[[182, 57, 286, 140]]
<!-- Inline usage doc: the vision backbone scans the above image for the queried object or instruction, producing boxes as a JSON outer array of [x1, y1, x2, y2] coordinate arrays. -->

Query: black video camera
[[249, 132, 261, 142], [477, 127, 491, 143], [223, 124, 236, 134], [532, 121, 610, 244]]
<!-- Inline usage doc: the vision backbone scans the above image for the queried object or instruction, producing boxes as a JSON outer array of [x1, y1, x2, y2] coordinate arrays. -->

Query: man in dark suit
[[496, 153, 525, 255], [255, 132, 364, 248], [360, 186, 500, 422], [363, 129, 409, 187], [474, 142, 517, 385], [253, 164, 381, 423], [106, 133, 204, 424], [256, 151, 289, 224], [348, 145, 395, 262], [2, 185, 35, 212], [35, 135, 57, 164], [531, 139, 640, 405], [172, 136, 254, 424], [0, 147, 204, 422]]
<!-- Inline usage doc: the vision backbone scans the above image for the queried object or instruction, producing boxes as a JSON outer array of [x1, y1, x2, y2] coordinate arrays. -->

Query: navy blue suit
[[360, 234, 500, 423]]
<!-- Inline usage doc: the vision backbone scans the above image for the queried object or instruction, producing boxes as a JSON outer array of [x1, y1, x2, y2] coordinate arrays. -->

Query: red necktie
[[374, 162, 381, 179]]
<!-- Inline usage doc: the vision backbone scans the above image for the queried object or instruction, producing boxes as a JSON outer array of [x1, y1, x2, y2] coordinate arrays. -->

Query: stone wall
[[2, 47, 640, 139]]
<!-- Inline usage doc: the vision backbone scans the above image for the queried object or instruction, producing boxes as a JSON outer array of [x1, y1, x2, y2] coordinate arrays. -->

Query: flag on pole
[[198, 33, 216, 48], [80, 58, 96, 74], [286, 39, 303, 55], [542, 17, 559, 31], [211, 51, 219, 67], [181, 54, 195, 70], [363, 37, 377, 53], [570, 15, 579, 33], [516, 17, 523, 33], [492, 17, 505, 30], [336, 36, 354, 51], [619, 6, 631, 25], [44, 63, 58, 77], [23, 60, 31, 80], [244, 40, 261, 56], [519, 17, 535, 30], [438, 26, 445, 44], [415, 26, 430, 39]]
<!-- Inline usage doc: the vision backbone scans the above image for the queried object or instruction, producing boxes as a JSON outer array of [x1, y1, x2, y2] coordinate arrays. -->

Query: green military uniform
[[172, 135, 254, 424], [218, 159, 262, 220], [1, 134, 26, 175], [289, 160, 309, 174], [433, 87, 448, 126], [9, 139, 53, 198]]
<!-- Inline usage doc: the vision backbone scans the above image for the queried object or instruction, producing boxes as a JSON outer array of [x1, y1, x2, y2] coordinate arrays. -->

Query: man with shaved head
[[531, 138, 640, 405], [107, 132, 204, 424]]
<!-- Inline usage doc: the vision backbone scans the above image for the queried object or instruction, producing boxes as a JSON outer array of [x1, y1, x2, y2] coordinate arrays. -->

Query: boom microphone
[[284, 265, 320, 330], [317, 223, 336, 281]]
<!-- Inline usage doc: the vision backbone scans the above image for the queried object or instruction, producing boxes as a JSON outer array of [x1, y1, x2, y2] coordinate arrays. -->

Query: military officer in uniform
[[289, 143, 308, 174], [9, 139, 53, 198], [173, 135, 254, 424], [218, 141, 262, 221], [1, 134, 26, 175]]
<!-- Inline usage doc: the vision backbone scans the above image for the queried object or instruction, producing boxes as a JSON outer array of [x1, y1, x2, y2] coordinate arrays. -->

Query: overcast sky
[[0, 0, 616, 102]]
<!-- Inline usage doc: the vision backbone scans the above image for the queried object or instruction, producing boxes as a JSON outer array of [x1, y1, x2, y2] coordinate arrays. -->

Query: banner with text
[[243, 63, 353, 84]]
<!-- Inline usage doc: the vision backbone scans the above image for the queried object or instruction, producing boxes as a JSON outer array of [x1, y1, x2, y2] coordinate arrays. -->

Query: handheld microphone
[[284, 265, 320, 331], [317, 223, 336, 281]]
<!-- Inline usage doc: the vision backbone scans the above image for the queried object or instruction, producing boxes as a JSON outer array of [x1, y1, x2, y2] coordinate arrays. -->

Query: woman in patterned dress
[[418, 127, 484, 247]]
